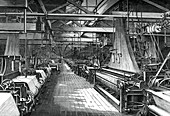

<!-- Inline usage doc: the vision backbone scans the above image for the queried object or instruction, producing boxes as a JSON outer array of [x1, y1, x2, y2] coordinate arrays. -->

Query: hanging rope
[[149, 33, 168, 69]]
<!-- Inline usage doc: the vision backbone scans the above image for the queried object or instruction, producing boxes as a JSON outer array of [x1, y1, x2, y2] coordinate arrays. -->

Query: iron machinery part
[[95, 69, 144, 113], [136, 89, 152, 116], [25, 90, 35, 113], [148, 75, 170, 90], [148, 75, 164, 88], [143, 89, 170, 116], [13, 82, 36, 115], [0, 85, 4, 90], [1, 79, 15, 90], [117, 80, 124, 89], [26, 90, 35, 104], [158, 78, 170, 89], [146, 24, 162, 33], [136, 105, 149, 116], [0, 80, 34, 115], [148, 51, 170, 88]]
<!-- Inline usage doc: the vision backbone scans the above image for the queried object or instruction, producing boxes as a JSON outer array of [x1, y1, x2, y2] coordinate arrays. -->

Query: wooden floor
[[31, 63, 124, 116]]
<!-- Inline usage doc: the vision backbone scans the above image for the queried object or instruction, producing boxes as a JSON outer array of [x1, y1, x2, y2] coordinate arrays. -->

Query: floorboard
[[31, 63, 130, 116]]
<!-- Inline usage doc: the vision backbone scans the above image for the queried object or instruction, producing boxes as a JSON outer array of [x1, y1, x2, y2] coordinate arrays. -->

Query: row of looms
[[0, 0, 170, 116]]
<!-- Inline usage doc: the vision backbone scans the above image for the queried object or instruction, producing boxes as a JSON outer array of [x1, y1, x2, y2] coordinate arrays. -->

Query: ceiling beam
[[51, 6, 83, 27], [0, 32, 97, 40], [55, 33, 80, 38], [45, 17, 160, 22], [47, 11, 164, 19], [72, 21, 82, 27], [56, 16, 83, 27], [47, 17, 105, 21], [67, 0, 93, 14], [87, 0, 119, 27], [55, 41, 98, 45], [93, 0, 105, 12], [0, 12, 164, 19], [97, 0, 119, 14], [52, 27, 114, 33], [142, 0, 169, 12], [54, 32, 96, 38], [55, 38, 99, 42], [112, 11, 164, 19], [54, 36, 98, 38], [37, 0, 52, 28], [37, 0, 47, 14], [48, 17, 160, 22], [28, 6, 33, 12], [48, 2, 69, 13], [44, 4, 60, 7]]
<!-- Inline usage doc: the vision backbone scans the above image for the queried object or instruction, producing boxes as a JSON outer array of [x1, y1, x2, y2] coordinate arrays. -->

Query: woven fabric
[[4, 34, 20, 56]]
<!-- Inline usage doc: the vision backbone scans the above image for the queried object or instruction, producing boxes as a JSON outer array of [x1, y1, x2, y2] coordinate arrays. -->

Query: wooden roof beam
[[0, 12, 164, 19], [142, 0, 169, 12], [55, 38, 99, 42], [28, 6, 33, 12], [47, 17, 101, 21], [87, 0, 119, 27], [55, 42, 94, 44], [52, 27, 114, 33], [67, 0, 93, 14], [50, 7, 83, 27], [48, 2, 69, 13], [37, 0, 52, 28], [37, 0, 47, 14], [96, 0, 119, 14]]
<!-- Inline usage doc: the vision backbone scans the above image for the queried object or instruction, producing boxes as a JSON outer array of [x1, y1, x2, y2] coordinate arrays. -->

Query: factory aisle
[[31, 62, 121, 116]]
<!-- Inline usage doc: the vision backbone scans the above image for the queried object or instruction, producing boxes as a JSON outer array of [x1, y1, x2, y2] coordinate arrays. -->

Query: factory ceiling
[[28, 0, 170, 38], [0, 0, 170, 44]]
